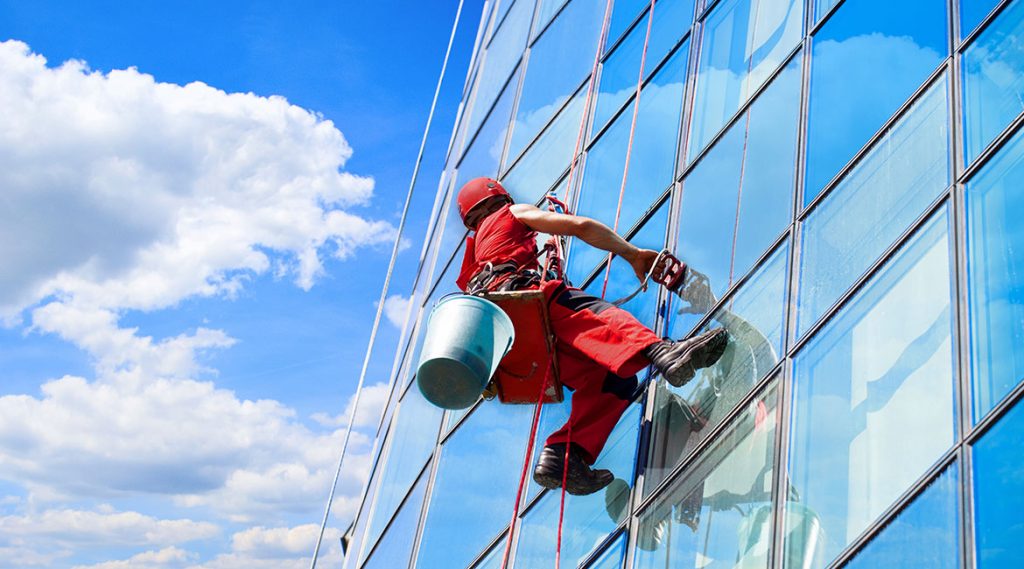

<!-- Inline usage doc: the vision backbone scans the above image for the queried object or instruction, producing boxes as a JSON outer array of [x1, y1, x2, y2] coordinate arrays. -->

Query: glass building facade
[[343, 0, 1024, 567]]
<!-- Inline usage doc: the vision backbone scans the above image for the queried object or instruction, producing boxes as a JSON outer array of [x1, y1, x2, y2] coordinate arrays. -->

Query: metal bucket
[[417, 294, 515, 410]]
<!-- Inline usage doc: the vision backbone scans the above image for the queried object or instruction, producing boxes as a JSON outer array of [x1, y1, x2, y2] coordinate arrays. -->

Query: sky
[[0, 1, 483, 567]]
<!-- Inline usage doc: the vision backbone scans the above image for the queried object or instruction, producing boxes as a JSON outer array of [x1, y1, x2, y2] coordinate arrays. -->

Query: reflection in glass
[[588, 532, 627, 568], [474, 539, 505, 569], [677, 54, 800, 303], [842, 464, 960, 569], [343, 435, 386, 569], [962, 0, 1024, 165], [967, 127, 1024, 422], [813, 0, 840, 23], [362, 469, 428, 569], [510, 0, 605, 159], [415, 401, 535, 569], [576, 45, 687, 237], [688, 0, 803, 159], [608, 0, 650, 48], [634, 382, 778, 569], [534, 0, 570, 37], [972, 395, 1024, 568], [960, 0, 1002, 39], [648, 242, 787, 496], [803, 0, 946, 203], [786, 211, 955, 568], [798, 76, 949, 337]]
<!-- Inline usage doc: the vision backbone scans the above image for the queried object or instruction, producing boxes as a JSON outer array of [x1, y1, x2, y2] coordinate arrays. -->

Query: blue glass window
[[798, 75, 950, 337], [842, 464, 960, 569], [677, 54, 801, 302], [688, 0, 803, 159], [962, 0, 1024, 165], [474, 540, 505, 569], [966, 125, 1024, 422], [361, 468, 428, 569], [634, 381, 779, 569], [813, 0, 840, 23], [804, 0, 947, 204], [510, 0, 606, 159], [415, 402, 535, 569], [576, 45, 688, 238], [786, 210, 956, 568], [588, 533, 627, 568], [972, 395, 1024, 568], [608, 0, 650, 47], [534, 0, 570, 38], [648, 241, 788, 496], [961, 0, 1002, 39]]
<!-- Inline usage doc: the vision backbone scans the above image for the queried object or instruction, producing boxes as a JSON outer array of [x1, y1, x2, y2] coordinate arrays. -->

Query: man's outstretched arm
[[509, 203, 661, 284]]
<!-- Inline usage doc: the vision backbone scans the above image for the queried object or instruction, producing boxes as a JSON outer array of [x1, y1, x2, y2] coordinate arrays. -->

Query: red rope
[[600, 0, 658, 300]]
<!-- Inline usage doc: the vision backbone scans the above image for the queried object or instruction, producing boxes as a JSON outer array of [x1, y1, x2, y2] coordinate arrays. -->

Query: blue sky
[[0, 1, 482, 566]]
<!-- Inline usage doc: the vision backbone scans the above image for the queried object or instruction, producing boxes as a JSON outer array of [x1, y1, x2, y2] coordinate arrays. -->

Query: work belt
[[466, 261, 544, 295]]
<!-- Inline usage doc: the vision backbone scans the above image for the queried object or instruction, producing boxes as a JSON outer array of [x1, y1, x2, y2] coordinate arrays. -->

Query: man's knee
[[601, 371, 639, 400]]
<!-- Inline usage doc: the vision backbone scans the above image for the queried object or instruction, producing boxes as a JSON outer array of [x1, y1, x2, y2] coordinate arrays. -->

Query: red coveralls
[[457, 204, 662, 464]]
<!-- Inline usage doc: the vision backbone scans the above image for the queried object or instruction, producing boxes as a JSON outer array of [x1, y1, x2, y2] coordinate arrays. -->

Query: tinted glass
[[588, 533, 627, 569], [648, 242, 787, 496], [474, 540, 506, 569], [798, 76, 949, 337], [534, 0, 570, 37], [962, 0, 1024, 165], [677, 54, 800, 304], [813, 0, 840, 23], [972, 395, 1024, 568], [804, 0, 947, 204], [608, 0, 650, 47], [961, 0, 1002, 39], [688, 0, 803, 159], [842, 464, 960, 569], [362, 469, 428, 569], [633, 382, 779, 569], [786, 210, 955, 568], [415, 402, 535, 569], [510, 0, 606, 159], [966, 125, 1024, 421]]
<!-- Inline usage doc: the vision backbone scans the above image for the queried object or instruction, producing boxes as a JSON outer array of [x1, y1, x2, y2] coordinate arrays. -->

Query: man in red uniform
[[455, 177, 728, 496]]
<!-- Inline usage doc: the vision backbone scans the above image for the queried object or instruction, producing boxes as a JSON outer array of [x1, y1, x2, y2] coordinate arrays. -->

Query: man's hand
[[625, 248, 663, 290]]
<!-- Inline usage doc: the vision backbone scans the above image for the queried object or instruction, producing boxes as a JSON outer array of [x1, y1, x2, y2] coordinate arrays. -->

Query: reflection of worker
[[455, 178, 729, 496]]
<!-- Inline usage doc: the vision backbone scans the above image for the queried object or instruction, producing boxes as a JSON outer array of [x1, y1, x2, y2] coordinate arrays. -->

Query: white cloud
[[382, 294, 412, 330], [311, 382, 390, 429], [72, 547, 196, 569], [0, 508, 217, 546]]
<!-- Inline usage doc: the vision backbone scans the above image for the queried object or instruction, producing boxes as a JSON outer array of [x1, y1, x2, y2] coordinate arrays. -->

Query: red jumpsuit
[[457, 205, 661, 464]]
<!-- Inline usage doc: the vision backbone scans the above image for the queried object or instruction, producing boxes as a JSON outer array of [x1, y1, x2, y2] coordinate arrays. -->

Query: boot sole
[[665, 328, 729, 387], [532, 467, 614, 496]]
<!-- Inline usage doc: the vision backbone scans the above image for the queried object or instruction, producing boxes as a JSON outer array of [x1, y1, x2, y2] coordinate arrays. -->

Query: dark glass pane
[[510, 0, 606, 159], [587, 533, 627, 569], [973, 395, 1024, 568], [362, 469, 428, 569], [649, 242, 787, 496], [633, 381, 779, 569], [798, 75, 949, 337], [688, 0, 803, 159], [415, 402, 536, 569], [966, 125, 1024, 421], [804, 0, 947, 203], [465, 0, 533, 142], [786, 211, 955, 568], [677, 55, 801, 304], [576, 45, 687, 237], [609, 0, 650, 47], [962, 0, 1024, 165], [842, 464, 960, 569]]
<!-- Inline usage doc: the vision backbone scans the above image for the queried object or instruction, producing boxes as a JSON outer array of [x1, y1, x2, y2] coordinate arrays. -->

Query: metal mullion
[[500, 58, 531, 173], [578, 527, 628, 569], [964, 374, 1024, 445], [603, 0, 652, 57], [634, 362, 784, 515], [676, 9, 703, 175], [769, 358, 793, 569], [466, 2, 495, 97], [439, 397, 484, 446], [786, 32, 812, 352], [808, 0, 848, 37], [407, 452, 443, 569], [959, 111, 1024, 184], [357, 458, 435, 569], [799, 59, 951, 220], [527, 0, 571, 49], [961, 444, 978, 568], [697, 0, 726, 23], [468, 528, 511, 568], [791, 188, 952, 355], [957, 0, 1016, 52], [825, 448, 961, 569]]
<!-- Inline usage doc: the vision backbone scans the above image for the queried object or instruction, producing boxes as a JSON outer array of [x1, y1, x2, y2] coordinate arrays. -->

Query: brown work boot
[[533, 443, 614, 496], [644, 328, 729, 388]]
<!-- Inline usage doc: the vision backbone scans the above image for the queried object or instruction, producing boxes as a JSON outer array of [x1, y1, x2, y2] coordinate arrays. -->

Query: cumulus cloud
[[382, 294, 412, 329], [311, 382, 390, 429], [72, 547, 196, 569], [0, 508, 217, 546]]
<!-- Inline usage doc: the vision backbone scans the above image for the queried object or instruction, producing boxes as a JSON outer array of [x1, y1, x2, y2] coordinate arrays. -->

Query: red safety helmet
[[456, 177, 512, 228]]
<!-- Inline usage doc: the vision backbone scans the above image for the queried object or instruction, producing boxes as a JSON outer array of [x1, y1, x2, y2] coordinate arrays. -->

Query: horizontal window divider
[[960, 109, 1024, 183], [810, 0, 849, 38], [677, 41, 804, 183], [577, 526, 629, 569], [358, 458, 435, 569], [527, 0, 571, 50], [467, 526, 510, 569], [791, 188, 953, 355], [438, 397, 485, 446], [824, 446, 961, 569], [634, 362, 783, 516], [956, 0, 1016, 52], [799, 59, 951, 220], [697, 0, 726, 24], [964, 371, 1024, 446]]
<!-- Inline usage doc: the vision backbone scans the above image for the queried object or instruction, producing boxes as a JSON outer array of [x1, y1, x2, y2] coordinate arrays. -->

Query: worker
[[454, 177, 729, 496]]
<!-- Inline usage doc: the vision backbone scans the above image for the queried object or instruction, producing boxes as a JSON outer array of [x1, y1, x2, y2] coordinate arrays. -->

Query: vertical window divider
[[769, 358, 793, 569], [959, 445, 977, 569]]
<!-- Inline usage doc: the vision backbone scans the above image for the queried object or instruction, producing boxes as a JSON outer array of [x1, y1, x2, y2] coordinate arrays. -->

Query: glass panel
[[594, 0, 696, 134], [633, 381, 779, 569], [361, 386, 444, 562], [514, 406, 641, 567], [688, 0, 803, 159], [797, 75, 949, 337], [609, 0, 650, 48], [510, 0, 606, 159], [813, 0, 840, 23], [966, 126, 1024, 422], [535, 0, 570, 37], [962, 0, 1024, 165], [362, 468, 428, 569], [804, 0, 947, 204], [841, 464, 960, 569], [786, 210, 955, 568], [344, 431, 387, 569], [415, 402, 536, 569], [648, 241, 787, 496], [972, 395, 1024, 568], [576, 45, 688, 237], [677, 54, 801, 303], [588, 533, 627, 569], [961, 0, 1002, 39]]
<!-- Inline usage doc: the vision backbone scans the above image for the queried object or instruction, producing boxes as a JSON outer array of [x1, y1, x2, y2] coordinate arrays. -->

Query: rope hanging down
[[309, 2, 465, 567]]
